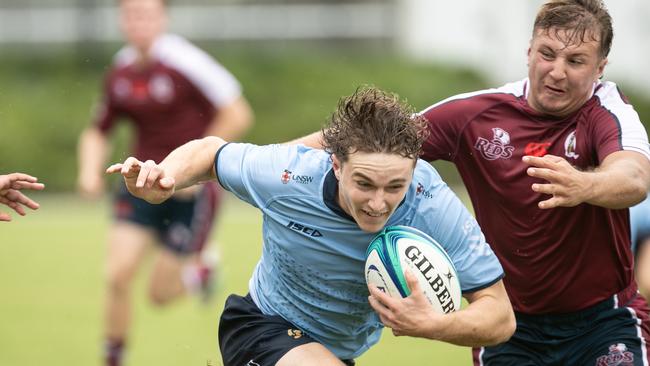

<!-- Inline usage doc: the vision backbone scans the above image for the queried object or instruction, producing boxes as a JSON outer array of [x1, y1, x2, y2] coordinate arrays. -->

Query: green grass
[[0, 194, 471, 365]]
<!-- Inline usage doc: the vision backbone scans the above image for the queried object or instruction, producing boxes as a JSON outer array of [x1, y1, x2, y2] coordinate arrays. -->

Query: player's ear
[[332, 154, 342, 180]]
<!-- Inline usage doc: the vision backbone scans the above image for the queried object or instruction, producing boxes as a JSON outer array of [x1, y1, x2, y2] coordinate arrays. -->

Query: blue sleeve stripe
[[462, 272, 505, 294], [214, 142, 232, 190]]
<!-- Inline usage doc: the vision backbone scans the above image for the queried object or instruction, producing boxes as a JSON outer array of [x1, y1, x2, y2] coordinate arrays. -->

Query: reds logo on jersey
[[474, 127, 515, 160]]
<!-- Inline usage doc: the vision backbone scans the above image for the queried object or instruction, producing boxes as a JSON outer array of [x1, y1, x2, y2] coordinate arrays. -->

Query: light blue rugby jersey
[[631, 197, 650, 254], [215, 143, 504, 359]]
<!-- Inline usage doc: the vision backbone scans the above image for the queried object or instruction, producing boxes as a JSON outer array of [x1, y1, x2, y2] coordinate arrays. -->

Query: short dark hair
[[534, 0, 613, 58], [322, 86, 429, 163]]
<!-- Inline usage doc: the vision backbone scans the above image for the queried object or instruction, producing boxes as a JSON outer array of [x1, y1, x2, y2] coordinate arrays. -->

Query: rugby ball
[[365, 225, 461, 314]]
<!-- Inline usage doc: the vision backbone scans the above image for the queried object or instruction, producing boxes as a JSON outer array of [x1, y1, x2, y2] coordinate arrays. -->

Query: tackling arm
[[525, 151, 650, 209]]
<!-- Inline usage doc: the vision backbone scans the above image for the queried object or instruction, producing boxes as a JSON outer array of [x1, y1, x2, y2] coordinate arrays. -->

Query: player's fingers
[[106, 163, 124, 174], [145, 164, 164, 188], [0, 211, 11, 221], [531, 182, 558, 195], [159, 176, 175, 189], [526, 166, 560, 182], [404, 270, 423, 297], [4, 190, 38, 211], [136, 160, 156, 188], [6, 172, 38, 183], [538, 196, 564, 209], [523, 154, 564, 168], [11, 181, 45, 191], [368, 285, 395, 309], [121, 157, 142, 176]]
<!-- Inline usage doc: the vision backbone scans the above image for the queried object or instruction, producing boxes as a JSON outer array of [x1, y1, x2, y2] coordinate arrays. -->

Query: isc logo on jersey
[[365, 226, 461, 314]]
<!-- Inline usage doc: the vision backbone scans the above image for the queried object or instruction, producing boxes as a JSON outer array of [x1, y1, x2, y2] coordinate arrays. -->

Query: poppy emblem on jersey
[[287, 329, 303, 339], [564, 131, 580, 159], [524, 142, 551, 157], [596, 343, 634, 366], [281, 169, 291, 184], [150, 74, 174, 103], [474, 127, 515, 161]]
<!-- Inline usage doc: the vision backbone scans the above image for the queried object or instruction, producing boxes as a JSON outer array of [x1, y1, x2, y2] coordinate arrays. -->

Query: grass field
[[0, 193, 472, 365]]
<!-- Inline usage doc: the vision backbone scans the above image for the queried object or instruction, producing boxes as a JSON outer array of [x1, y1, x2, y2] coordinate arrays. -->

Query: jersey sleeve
[[214, 143, 297, 208], [93, 73, 121, 134], [594, 83, 650, 162], [411, 164, 504, 293], [157, 35, 242, 108], [419, 96, 475, 162]]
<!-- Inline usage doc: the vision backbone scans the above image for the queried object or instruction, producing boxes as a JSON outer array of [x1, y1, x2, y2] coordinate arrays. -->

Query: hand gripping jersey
[[94, 33, 242, 162], [215, 143, 504, 359], [420, 78, 650, 314]]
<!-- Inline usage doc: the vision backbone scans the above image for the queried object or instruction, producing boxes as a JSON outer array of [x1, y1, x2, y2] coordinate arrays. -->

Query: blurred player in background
[[295, 0, 650, 364], [76, 0, 253, 365], [107, 86, 515, 366], [630, 197, 650, 300], [0, 172, 44, 222]]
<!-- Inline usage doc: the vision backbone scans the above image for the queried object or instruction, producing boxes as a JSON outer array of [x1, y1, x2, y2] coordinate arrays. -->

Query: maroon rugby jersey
[[94, 34, 242, 163], [421, 78, 650, 314]]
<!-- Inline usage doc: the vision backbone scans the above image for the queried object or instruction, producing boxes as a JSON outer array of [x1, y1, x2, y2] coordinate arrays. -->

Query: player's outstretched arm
[[106, 136, 227, 204], [524, 151, 650, 209], [0, 172, 45, 222], [368, 272, 515, 347]]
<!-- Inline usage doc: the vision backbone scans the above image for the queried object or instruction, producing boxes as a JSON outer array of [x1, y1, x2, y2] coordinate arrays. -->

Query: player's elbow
[[494, 309, 516, 344]]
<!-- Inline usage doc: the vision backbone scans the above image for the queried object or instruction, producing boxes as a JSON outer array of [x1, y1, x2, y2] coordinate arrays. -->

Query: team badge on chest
[[564, 130, 580, 159], [474, 127, 515, 160]]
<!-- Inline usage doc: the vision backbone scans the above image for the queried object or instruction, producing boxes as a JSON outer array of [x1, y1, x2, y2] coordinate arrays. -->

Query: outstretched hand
[[367, 270, 440, 338], [0, 172, 45, 221], [523, 154, 589, 209], [106, 157, 176, 204]]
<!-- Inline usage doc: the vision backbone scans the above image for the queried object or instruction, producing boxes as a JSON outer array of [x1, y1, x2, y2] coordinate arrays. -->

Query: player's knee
[[106, 267, 135, 297], [148, 285, 175, 306]]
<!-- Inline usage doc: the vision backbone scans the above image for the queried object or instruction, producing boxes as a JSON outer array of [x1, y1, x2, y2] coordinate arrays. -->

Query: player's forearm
[[583, 153, 650, 209], [426, 284, 515, 347], [204, 97, 254, 142], [78, 127, 110, 178], [159, 136, 225, 190]]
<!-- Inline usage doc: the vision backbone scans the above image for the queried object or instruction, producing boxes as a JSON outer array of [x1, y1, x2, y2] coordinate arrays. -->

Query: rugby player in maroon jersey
[[77, 1, 253, 365]]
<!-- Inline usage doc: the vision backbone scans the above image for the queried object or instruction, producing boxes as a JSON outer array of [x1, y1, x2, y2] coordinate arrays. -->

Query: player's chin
[[356, 216, 388, 233]]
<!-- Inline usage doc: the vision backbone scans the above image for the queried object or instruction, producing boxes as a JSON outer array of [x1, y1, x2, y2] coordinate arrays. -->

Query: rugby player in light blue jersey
[[631, 197, 650, 299], [107, 87, 515, 366]]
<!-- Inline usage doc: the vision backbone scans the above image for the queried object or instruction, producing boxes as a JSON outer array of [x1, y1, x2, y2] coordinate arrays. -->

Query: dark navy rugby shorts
[[473, 293, 650, 366], [218, 293, 355, 366], [113, 182, 219, 255]]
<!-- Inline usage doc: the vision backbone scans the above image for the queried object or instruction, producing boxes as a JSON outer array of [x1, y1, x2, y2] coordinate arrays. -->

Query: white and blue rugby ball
[[365, 225, 461, 314]]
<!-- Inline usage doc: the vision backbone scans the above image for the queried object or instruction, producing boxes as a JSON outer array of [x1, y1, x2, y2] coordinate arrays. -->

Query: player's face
[[333, 151, 415, 233], [119, 0, 167, 52], [527, 27, 607, 117]]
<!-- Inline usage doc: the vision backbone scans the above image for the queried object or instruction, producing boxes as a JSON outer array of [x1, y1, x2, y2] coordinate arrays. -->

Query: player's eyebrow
[[352, 171, 407, 185]]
